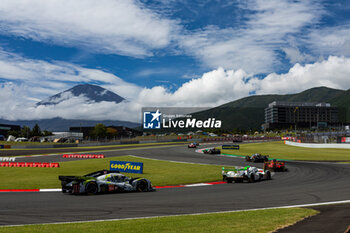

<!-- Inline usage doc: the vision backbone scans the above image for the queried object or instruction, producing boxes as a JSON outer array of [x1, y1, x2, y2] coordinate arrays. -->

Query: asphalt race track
[[0, 143, 349, 232], [0, 142, 188, 157]]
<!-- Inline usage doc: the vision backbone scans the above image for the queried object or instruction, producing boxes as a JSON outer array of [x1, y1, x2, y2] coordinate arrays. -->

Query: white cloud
[[254, 56, 350, 95], [0, 0, 177, 57], [0, 49, 141, 101], [1, 54, 350, 122], [307, 25, 350, 57], [0, 49, 143, 122], [136, 56, 350, 109], [178, 0, 323, 73], [137, 67, 254, 107], [0, 0, 343, 76], [282, 47, 314, 64], [1, 87, 142, 122], [134, 68, 175, 77]]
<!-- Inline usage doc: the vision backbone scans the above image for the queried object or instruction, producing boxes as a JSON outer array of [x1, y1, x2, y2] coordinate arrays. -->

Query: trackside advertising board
[[110, 161, 143, 174], [222, 145, 240, 150]]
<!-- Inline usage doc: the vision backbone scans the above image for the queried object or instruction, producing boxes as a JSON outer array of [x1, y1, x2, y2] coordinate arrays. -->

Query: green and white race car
[[222, 166, 271, 183]]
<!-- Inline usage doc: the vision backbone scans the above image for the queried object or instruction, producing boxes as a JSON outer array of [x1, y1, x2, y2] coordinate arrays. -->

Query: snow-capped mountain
[[37, 84, 125, 106]]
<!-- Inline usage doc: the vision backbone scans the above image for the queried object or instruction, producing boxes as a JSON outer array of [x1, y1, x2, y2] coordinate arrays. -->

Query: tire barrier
[[62, 154, 105, 159], [0, 162, 60, 168], [0, 145, 11, 149]]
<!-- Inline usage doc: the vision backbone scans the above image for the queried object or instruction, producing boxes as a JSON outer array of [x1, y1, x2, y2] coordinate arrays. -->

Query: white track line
[[184, 183, 212, 187], [1, 199, 349, 228], [39, 189, 62, 192]]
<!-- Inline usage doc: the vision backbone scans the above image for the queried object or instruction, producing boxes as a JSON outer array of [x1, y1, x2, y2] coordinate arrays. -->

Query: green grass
[[0, 208, 318, 233], [221, 141, 350, 161], [0, 156, 225, 189]]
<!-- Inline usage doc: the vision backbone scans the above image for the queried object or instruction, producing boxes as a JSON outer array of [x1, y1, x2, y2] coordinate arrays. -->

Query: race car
[[245, 153, 269, 162], [188, 142, 199, 148], [59, 170, 155, 195], [203, 148, 221, 154], [222, 166, 271, 183], [264, 159, 287, 172]]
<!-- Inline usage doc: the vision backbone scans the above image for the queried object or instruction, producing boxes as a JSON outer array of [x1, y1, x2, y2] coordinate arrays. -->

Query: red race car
[[188, 142, 198, 148], [263, 159, 287, 172]]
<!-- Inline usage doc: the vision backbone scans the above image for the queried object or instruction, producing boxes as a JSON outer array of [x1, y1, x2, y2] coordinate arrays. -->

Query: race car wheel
[[266, 171, 271, 180], [222, 176, 227, 182], [85, 182, 98, 195], [226, 178, 233, 183], [245, 156, 250, 162], [136, 179, 148, 192], [249, 174, 255, 183]]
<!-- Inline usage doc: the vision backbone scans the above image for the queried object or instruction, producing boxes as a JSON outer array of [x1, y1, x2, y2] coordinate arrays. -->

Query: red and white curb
[[0, 182, 226, 192], [154, 181, 225, 189], [0, 188, 61, 192]]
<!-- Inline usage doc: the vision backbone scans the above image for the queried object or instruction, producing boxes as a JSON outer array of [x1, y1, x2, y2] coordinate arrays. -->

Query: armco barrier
[[62, 154, 105, 159], [0, 162, 60, 168], [52, 144, 77, 148], [120, 141, 139, 144], [203, 137, 281, 142], [139, 140, 157, 144], [285, 140, 350, 149]]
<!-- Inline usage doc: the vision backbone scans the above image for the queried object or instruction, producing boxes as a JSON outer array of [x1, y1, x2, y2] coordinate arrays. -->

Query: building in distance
[[263, 101, 339, 130]]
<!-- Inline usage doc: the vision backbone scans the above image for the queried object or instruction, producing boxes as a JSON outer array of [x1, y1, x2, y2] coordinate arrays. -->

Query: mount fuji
[[37, 84, 125, 106]]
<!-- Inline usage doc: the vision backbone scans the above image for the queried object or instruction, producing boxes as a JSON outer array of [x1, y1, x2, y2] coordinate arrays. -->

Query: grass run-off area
[[0, 208, 318, 233], [0, 155, 226, 189], [221, 141, 350, 161]]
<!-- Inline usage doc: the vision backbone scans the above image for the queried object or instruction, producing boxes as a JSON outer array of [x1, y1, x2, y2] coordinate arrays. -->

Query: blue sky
[[0, 0, 350, 121]]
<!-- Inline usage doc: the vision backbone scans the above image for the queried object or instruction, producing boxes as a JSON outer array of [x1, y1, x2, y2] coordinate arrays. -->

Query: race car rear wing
[[84, 169, 119, 177], [59, 170, 120, 183], [58, 176, 92, 184], [58, 176, 76, 182], [222, 166, 250, 172]]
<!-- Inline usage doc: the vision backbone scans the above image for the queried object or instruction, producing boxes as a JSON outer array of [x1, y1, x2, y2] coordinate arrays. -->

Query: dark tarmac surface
[[0, 142, 187, 157], [0, 143, 349, 232], [276, 203, 350, 233]]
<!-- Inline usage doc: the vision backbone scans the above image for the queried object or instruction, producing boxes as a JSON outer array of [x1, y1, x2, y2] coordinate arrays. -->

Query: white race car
[[222, 166, 271, 183]]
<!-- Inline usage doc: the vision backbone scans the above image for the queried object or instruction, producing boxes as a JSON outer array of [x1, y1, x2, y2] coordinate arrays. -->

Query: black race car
[[203, 148, 221, 154], [59, 170, 155, 195], [245, 153, 269, 162]]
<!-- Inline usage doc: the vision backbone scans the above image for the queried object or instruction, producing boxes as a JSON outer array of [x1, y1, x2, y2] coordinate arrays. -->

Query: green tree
[[42, 130, 53, 136], [6, 130, 19, 138], [20, 126, 31, 138], [92, 123, 107, 139], [31, 124, 42, 137]]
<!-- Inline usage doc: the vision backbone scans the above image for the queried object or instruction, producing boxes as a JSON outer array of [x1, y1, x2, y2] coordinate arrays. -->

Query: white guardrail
[[285, 140, 350, 149], [0, 157, 16, 161]]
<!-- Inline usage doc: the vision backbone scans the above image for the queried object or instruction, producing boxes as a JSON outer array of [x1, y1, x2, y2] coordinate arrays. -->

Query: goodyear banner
[[222, 145, 240, 150], [110, 161, 143, 174]]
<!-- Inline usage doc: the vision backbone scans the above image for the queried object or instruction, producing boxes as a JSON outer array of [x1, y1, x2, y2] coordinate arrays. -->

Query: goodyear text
[[110, 161, 144, 174]]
